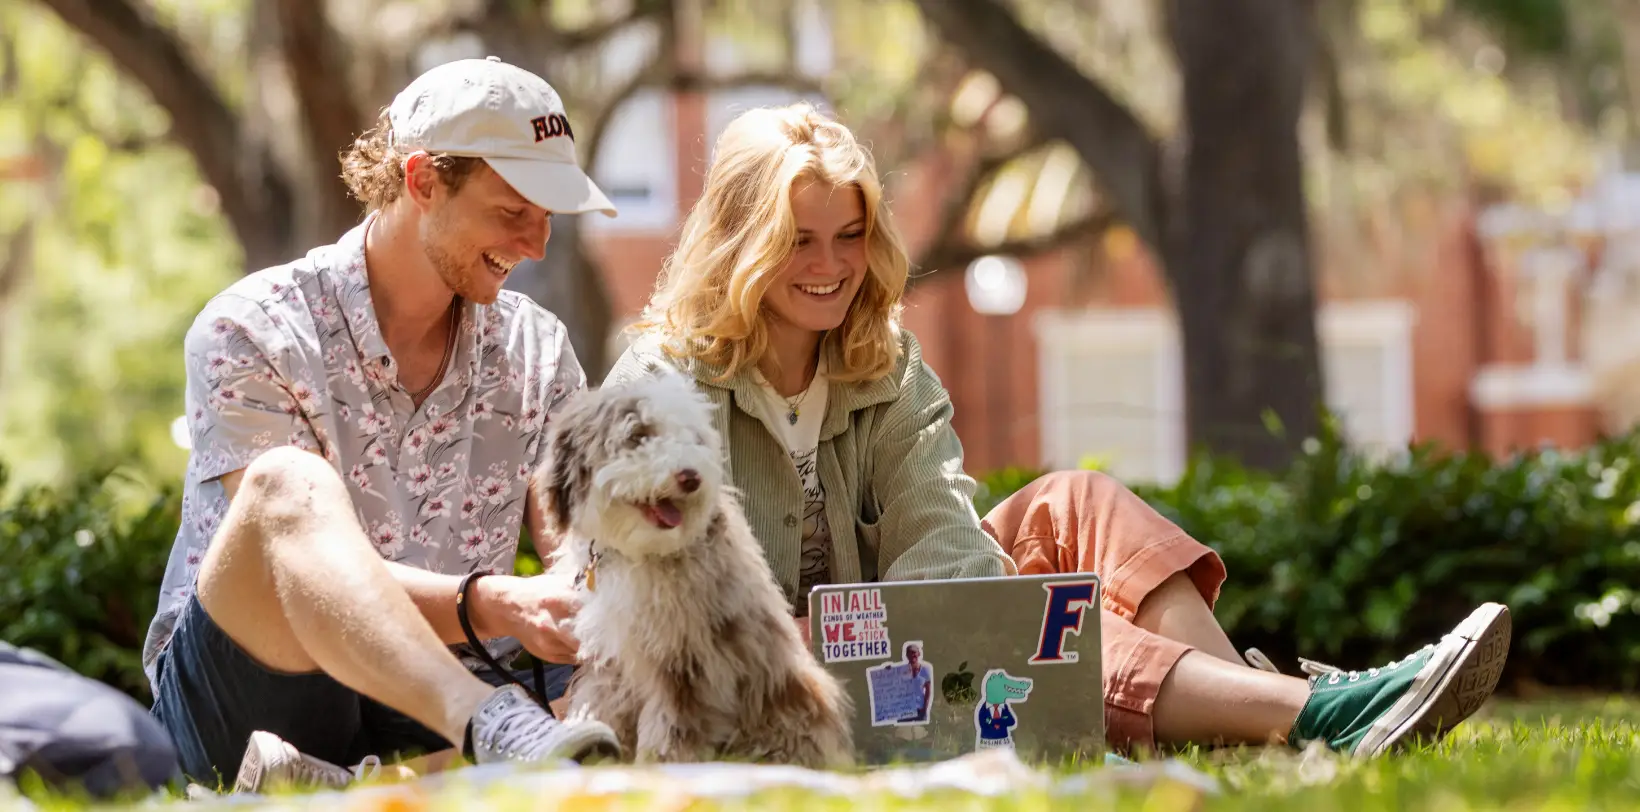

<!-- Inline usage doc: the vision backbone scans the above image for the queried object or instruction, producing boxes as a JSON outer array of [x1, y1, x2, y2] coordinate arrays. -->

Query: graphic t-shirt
[[752, 363, 832, 612]]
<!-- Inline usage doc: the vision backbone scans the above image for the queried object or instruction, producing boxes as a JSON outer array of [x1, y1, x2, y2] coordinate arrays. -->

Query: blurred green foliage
[[0, 3, 241, 493], [15, 418, 1640, 702]]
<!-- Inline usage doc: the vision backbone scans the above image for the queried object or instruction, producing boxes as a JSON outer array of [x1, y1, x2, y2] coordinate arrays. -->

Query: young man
[[142, 57, 622, 790]]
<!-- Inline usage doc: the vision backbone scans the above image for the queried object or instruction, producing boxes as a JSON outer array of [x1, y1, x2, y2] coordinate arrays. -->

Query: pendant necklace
[[784, 386, 811, 426]]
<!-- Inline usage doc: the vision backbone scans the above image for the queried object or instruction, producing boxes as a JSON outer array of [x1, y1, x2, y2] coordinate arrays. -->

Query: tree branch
[[584, 58, 827, 172], [273, 0, 365, 238], [37, 0, 297, 269], [672, 69, 826, 95], [921, 130, 1051, 267], [560, 0, 666, 51], [913, 210, 1116, 286], [0, 217, 35, 307], [909, 0, 1165, 250], [459, 0, 668, 72], [583, 47, 674, 174], [864, 47, 971, 173]]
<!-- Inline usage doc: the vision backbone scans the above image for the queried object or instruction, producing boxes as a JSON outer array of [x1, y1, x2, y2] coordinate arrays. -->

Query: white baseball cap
[[388, 56, 617, 217]]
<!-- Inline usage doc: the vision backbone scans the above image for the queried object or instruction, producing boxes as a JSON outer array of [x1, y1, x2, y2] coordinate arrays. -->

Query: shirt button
[[784, 514, 797, 528]]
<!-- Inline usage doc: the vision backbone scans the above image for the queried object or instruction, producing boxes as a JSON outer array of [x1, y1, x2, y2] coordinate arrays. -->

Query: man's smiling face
[[418, 163, 553, 305]]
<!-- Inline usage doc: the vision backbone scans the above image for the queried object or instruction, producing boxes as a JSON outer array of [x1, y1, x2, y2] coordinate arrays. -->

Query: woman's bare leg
[[1150, 651, 1311, 746], [1133, 571, 1244, 665]]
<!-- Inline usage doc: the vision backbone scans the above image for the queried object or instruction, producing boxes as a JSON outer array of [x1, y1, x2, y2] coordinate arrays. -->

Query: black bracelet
[[456, 570, 488, 647], [456, 570, 555, 716]]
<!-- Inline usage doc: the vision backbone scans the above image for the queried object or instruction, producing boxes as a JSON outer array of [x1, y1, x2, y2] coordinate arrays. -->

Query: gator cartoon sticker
[[973, 669, 1034, 750]]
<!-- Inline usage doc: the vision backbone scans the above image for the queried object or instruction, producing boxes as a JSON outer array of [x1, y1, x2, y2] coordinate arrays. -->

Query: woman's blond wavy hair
[[630, 102, 908, 383]]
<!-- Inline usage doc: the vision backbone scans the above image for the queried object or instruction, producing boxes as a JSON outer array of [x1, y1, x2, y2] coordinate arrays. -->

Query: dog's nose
[[676, 469, 701, 493]]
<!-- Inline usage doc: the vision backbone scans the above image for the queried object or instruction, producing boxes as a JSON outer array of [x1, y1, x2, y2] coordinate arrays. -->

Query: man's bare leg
[[1133, 571, 1245, 665], [195, 446, 493, 749]]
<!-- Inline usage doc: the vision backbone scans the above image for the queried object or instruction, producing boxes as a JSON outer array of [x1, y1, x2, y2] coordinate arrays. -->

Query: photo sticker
[[818, 587, 891, 662], [865, 641, 935, 727], [974, 668, 1034, 751]]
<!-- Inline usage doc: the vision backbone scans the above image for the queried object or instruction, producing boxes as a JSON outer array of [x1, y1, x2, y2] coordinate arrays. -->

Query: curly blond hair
[[630, 102, 908, 383], [339, 108, 486, 211]]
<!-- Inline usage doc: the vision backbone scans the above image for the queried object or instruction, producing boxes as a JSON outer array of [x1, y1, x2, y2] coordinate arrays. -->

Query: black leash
[[456, 570, 555, 718]]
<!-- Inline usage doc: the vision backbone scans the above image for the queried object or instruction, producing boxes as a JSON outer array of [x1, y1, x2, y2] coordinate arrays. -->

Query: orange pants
[[980, 470, 1227, 752]]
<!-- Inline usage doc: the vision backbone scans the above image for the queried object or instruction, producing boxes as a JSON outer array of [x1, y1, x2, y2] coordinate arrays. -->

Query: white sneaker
[[468, 685, 621, 765], [233, 730, 381, 794]]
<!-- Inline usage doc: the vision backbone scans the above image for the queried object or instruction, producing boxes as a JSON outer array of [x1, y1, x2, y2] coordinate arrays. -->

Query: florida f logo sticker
[[1028, 580, 1097, 664]]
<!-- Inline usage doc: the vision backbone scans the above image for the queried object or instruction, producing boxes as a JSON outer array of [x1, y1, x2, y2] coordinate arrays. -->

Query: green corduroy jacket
[[603, 328, 1017, 610]]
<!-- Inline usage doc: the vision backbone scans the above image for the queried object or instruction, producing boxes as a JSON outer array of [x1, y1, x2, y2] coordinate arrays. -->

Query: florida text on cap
[[388, 56, 618, 218]]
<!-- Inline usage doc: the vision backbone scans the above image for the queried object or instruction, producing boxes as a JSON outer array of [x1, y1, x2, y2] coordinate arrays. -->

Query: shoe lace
[[296, 752, 378, 786], [351, 756, 382, 783], [1244, 644, 1435, 684], [1244, 647, 1341, 678], [484, 703, 563, 758]]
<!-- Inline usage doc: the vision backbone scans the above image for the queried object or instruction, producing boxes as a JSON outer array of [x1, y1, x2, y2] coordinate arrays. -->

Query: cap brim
[[484, 157, 619, 218]]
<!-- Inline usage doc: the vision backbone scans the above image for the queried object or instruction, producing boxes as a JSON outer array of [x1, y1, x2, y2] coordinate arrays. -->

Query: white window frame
[[1318, 300, 1417, 460], [1033, 300, 1416, 482], [1032, 308, 1185, 484], [582, 88, 679, 233]]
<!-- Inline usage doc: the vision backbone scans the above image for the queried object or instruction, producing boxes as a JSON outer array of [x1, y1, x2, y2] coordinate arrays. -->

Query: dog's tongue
[[644, 498, 683, 529]]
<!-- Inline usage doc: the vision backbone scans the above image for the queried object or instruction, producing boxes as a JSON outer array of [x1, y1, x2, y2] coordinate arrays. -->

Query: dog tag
[[585, 566, 597, 592]]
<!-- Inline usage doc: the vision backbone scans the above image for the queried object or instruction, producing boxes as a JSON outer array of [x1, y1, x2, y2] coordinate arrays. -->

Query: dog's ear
[[538, 423, 581, 532]]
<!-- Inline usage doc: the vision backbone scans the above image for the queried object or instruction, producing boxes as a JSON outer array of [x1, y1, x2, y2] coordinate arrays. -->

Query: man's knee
[[238, 446, 343, 506], [201, 446, 351, 583]]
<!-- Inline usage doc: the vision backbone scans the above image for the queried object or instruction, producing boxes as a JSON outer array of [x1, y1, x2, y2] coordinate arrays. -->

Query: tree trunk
[[1164, 0, 1324, 469], [910, 0, 1326, 471]]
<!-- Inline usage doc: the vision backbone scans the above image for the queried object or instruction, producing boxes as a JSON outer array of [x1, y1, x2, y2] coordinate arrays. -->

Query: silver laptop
[[807, 572, 1104, 766]]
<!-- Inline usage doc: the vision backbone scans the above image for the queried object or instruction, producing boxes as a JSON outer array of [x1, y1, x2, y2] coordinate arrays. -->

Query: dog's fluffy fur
[[533, 372, 854, 767]]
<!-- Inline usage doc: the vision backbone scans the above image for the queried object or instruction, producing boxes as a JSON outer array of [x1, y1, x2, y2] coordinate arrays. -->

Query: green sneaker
[[1284, 602, 1511, 757]]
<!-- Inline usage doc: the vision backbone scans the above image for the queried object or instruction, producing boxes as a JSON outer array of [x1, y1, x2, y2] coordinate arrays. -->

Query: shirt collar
[[328, 213, 485, 380]]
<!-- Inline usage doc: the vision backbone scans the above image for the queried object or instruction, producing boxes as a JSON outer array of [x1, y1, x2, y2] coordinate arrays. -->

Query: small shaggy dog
[[532, 373, 854, 767]]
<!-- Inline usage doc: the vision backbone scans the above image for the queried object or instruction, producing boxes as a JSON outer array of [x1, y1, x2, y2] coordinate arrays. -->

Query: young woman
[[604, 102, 1510, 758]]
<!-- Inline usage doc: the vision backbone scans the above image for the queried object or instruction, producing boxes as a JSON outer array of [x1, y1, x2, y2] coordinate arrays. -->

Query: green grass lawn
[[8, 696, 1640, 811], [1167, 695, 1640, 811]]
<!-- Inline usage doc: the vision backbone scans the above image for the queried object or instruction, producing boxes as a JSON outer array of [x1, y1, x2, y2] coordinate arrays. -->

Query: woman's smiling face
[[761, 179, 868, 336]]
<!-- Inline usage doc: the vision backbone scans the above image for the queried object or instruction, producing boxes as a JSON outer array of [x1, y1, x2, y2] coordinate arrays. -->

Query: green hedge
[[1139, 421, 1640, 692], [0, 465, 179, 701], [973, 420, 1640, 692], [8, 420, 1640, 703]]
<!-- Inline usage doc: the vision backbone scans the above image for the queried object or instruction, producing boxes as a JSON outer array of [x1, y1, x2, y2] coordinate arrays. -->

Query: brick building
[[571, 71, 1626, 485]]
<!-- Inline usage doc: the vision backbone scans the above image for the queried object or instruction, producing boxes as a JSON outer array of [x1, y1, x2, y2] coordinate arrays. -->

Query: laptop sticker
[[940, 661, 979, 705], [1028, 578, 1098, 664], [865, 640, 935, 726], [816, 587, 891, 662], [974, 669, 1034, 750]]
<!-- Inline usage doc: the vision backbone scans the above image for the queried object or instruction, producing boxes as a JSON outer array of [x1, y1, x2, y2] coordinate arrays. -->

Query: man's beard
[[420, 209, 497, 305]]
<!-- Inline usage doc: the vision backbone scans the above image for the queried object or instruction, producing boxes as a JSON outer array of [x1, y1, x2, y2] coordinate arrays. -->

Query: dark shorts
[[150, 594, 573, 787]]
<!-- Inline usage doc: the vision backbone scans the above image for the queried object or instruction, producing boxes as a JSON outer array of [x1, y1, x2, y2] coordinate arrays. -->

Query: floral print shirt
[[141, 217, 585, 691]]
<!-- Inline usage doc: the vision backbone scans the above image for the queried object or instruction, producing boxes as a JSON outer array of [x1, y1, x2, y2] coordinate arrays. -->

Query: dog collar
[[573, 539, 603, 592]]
